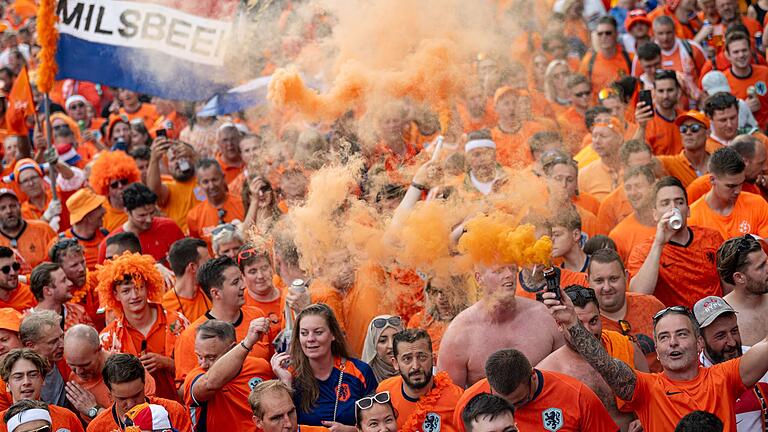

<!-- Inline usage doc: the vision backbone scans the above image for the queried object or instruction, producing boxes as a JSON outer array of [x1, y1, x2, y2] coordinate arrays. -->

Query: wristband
[[240, 341, 253, 352], [411, 182, 430, 191]]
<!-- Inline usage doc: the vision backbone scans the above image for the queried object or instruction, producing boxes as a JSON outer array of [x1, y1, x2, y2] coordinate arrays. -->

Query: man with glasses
[[64, 95, 104, 147], [628, 176, 724, 308], [541, 281, 768, 431], [657, 111, 711, 187], [97, 183, 183, 265], [0, 247, 35, 312], [579, 15, 631, 98], [537, 285, 647, 430], [689, 146, 768, 239], [720, 235, 768, 346], [13, 158, 82, 232], [182, 319, 272, 431], [693, 295, 768, 432], [87, 150, 140, 232], [461, 394, 518, 432], [0, 189, 55, 273], [557, 74, 592, 150], [377, 329, 463, 431], [187, 158, 245, 243], [452, 348, 617, 432]]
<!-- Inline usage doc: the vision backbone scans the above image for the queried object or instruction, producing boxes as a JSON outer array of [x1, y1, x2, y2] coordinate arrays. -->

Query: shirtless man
[[720, 235, 768, 346], [438, 261, 564, 387], [537, 285, 647, 432]]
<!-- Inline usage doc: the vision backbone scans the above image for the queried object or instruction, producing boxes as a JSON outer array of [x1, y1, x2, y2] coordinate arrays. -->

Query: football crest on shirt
[[422, 412, 441, 432], [756, 81, 768, 96], [248, 376, 264, 390], [542, 407, 563, 431], [739, 220, 752, 234]]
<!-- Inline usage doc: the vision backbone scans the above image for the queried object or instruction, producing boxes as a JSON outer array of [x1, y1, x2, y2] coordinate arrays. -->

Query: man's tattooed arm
[[567, 322, 638, 401]]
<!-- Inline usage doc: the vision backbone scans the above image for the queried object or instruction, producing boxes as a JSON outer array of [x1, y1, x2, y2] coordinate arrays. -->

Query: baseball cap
[[693, 296, 737, 328], [701, 71, 732, 95], [674, 110, 711, 129], [625, 9, 651, 32], [124, 403, 176, 432], [66, 188, 106, 226], [0, 188, 18, 200], [0, 308, 22, 333]]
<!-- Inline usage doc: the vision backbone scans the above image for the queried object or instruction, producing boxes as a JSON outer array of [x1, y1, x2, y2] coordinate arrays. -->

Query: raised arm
[[629, 211, 676, 294], [147, 138, 172, 207], [739, 336, 768, 388], [542, 291, 638, 401]]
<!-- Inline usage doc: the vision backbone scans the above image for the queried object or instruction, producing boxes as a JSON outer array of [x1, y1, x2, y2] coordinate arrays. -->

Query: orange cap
[[592, 116, 625, 136], [0, 308, 22, 333], [625, 9, 651, 31], [493, 86, 517, 106], [66, 188, 106, 225], [674, 110, 710, 129]]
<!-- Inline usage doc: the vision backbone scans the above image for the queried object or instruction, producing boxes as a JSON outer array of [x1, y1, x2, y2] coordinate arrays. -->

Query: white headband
[[464, 139, 496, 153], [65, 95, 88, 109], [7, 408, 52, 432]]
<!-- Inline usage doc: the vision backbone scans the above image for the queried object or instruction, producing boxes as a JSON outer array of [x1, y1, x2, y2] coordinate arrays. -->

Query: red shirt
[[98, 217, 185, 264]]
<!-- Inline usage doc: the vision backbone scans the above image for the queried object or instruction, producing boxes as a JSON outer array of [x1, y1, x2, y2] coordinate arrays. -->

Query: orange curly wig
[[89, 151, 141, 196], [96, 252, 164, 316]]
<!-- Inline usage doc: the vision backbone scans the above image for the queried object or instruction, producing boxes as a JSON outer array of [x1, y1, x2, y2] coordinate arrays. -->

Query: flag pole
[[37, 0, 59, 200]]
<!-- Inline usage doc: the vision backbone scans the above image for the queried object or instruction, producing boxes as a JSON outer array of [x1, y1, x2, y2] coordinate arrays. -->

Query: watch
[[86, 406, 99, 419]]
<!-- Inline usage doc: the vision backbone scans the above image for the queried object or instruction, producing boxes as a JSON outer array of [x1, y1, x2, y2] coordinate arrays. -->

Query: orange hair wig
[[96, 252, 164, 317], [89, 151, 141, 196]]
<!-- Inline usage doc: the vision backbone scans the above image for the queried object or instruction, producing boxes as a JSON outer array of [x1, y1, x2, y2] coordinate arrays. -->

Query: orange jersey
[[658, 151, 708, 188], [0, 404, 84, 432], [626, 358, 746, 431], [215, 154, 245, 185], [724, 65, 768, 128], [0, 283, 36, 312], [101, 201, 128, 233], [342, 263, 387, 357], [572, 193, 601, 216], [609, 213, 657, 262], [601, 330, 635, 367], [627, 226, 724, 307], [119, 103, 160, 130], [159, 177, 201, 234], [173, 307, 274, 386], [575, 143, 600, 169], [0, 220, 56, 273], [376, 372, 464, 432], [307, 280, 346, 332], [184, 357, 275, 431], [244, 290, 285, 330], [579, 49, 632, 98], [578, 160, 621, 201], [557, 107, 588, 153], [689, 191, 768, 239], [161, 287, 211, 324], [86, 396, 192, 432], [491, 121, 550, 168], [601, 293, 666, 373], [641, 110, 684, 156], [597, 186, 634, 233], [686, 174, 762, 203], [453, 370, 617, 432], [187, 194, 246, 241]]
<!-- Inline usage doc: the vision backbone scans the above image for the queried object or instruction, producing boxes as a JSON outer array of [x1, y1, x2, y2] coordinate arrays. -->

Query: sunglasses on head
[[237, 247, 267, 265], [679, 124, 704, 134], [356, 391, 391, 410], [0, 262, 20, 274], [372, 316, 401, 329], [598, 87, 619, 102], [652, 305, 691, 324], [109, 178, 129, 189], [212, 223, 236, 236], [565, 287, 597, 302]]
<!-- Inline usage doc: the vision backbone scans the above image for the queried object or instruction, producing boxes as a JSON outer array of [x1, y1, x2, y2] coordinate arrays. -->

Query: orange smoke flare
[[458, 213, 552, 267], [36, 0, 58, 94]]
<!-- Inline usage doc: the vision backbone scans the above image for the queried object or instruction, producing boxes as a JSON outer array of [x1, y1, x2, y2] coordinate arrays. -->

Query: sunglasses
[[597, 31, 614, 36], [0, 262, 20, 274], [565, 287, 597, 302], [574, 91, 591, 98], [212, 223, 236, 236], [109, 178, 129, 189], [372, 316, 402, 329], [652, 305, 691, 324], [356, 391, 391, 410], [598, 87, 618, 102], [679, 124, 704, 134], [237, 247, 267, 265]]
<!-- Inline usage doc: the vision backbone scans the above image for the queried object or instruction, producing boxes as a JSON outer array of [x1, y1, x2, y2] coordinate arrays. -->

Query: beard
[[705, 344, 742, 364], [402, 367, 433, 390], [173, 168, 195, 182]]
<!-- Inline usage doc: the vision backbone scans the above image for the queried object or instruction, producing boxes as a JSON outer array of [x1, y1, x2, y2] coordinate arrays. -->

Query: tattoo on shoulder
[[568, 323, 637, 401]]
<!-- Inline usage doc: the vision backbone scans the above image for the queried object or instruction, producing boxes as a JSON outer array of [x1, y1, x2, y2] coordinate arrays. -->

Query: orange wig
[[89, 151, 141, 196], [96, 252, 164, 316]]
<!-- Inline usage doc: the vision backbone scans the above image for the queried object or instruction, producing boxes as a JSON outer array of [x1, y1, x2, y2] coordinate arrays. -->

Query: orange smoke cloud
[[458, 213, 552, 267]]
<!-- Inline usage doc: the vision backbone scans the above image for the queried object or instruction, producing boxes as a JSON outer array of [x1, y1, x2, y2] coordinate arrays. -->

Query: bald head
[[64, 324, 104, 382], [64, 324, 100, 349]]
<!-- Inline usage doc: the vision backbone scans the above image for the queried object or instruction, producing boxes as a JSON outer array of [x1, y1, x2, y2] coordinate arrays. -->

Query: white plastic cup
[[669, 208, 683, 230]]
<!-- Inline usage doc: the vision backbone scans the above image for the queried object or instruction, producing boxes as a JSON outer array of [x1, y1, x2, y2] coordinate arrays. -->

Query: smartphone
[[156, 128, 168, 138], [639, 90, 654, 116]]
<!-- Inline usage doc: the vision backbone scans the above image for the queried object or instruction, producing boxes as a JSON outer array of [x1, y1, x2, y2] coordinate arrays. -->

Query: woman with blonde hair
[[360, 315, 404, 382], [272, 303, 377, 431], [543, 59, 572, 115]]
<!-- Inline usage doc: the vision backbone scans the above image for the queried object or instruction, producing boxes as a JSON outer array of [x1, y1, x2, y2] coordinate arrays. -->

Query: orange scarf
[[401, 371, 452, 432]]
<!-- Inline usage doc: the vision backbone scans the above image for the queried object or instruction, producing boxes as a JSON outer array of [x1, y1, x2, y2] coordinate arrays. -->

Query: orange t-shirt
[[627, 226, 724, 307], [453, 370, 617, 432], [160, 176, 201, 234], [686, 174, 762, 204], [0, 220, 56, 272], [626, 358, 746, 432], [575, 143, 600, 169], [151, 111, 188, 140], [0, 404, 84, 432], [579, 49, 632, 98], [597, 186, 633, 233], [557, 107, 588, 153], [642, 110, 684, 156], [244, 290, 285, 330], [601, 330, 635, 367], [0, 283, 36, 312], [307, 280, 346, 333], [173, 306, 274, 386], [342, 264, 387, 358], [215, 153, 245, 185], [119, 103, 160, 131], [48, 228, 109, 271], [609, 213, 657, 262], [86, 396, 192, 432], [377, 372, 464, 432], [577, 205, 606, 237], [601, 292, 666, 373], [101, 201, 127, 233], [160, 287, 211, 324], [689, 191, 768, 239], [658, 151, 708, 188], [516, 268, 588, 301], [490, 122, 549, 168], [184, 356, 275, 431], [69, 369, 156, 412], [724, 65, 768, 128], [578, 159, 620, 201], [187, 193, 246, 241], [573, 193, 601, 216]]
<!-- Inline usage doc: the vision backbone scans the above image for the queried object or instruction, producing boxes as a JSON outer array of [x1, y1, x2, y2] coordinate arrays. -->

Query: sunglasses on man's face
[[0, 262, 20, 274], [679, 124, 704, 134], [109, 178, 129, 189]]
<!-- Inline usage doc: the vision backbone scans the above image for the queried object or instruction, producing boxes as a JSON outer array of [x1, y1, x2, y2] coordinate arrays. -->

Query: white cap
[[702, 71, 732, 95], [6, 408, 52, 432], [64, 95, 88, 109]]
